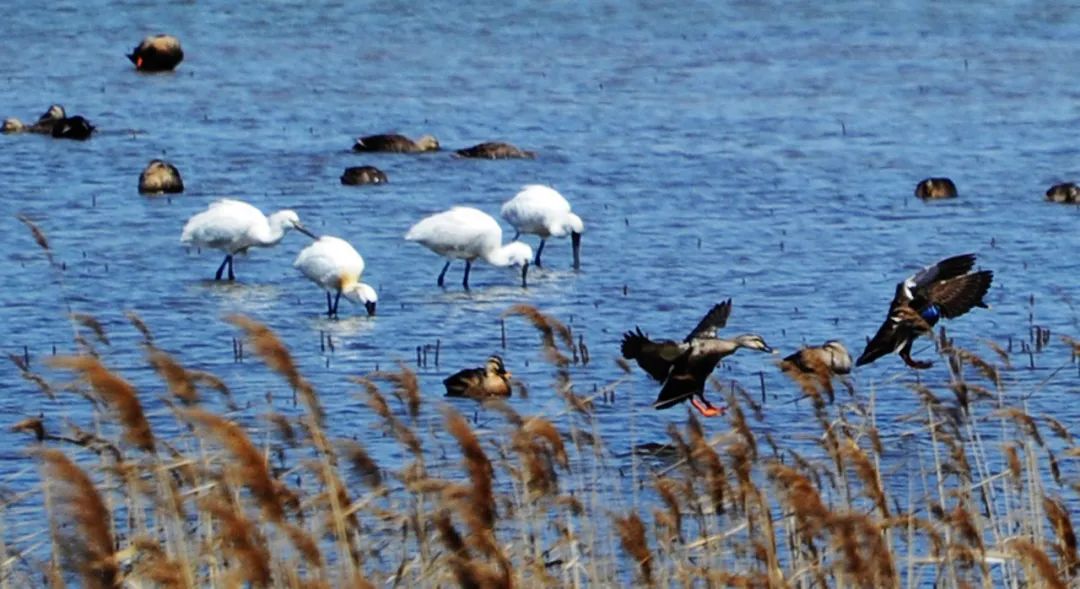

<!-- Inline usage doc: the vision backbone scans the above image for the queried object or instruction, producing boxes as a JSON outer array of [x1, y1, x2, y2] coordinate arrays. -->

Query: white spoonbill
[[294, 236, 377, 317], [180, 199, 315, 281], [500, 184, 584, 269], [405, 206, 533, 289]]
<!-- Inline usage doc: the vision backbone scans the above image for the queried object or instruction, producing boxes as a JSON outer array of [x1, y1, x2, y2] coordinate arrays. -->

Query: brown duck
[[621, 299, 774, 417], [856, 253, 992, 369], [779, 340, 852, 401], [128, 35, 184, 71], [454, 142, 536, 159], [443, 355, 512, 398], [352, 134, 439, 153], [915, 177, 957, 200], [139, 160, 184, 194]]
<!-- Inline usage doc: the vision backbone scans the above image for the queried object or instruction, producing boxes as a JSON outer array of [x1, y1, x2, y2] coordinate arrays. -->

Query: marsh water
[[0, 0, 1078, 548]]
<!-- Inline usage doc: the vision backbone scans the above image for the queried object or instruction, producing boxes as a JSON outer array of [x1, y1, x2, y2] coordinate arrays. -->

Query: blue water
[[1, 0, 1077, 563]]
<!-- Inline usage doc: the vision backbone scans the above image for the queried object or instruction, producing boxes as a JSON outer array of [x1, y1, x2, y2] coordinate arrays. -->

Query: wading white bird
[[405, 206, 533, 289], [500, 184, 584, 269], [294, 236, 377, 317], [180, 199, 315, 281]]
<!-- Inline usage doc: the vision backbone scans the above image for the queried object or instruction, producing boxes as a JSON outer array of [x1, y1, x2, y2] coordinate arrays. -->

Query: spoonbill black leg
[[462, 260, 472, 289], [214, 255, 231, 281], [437, 261, 451, 287], [534, 239, 546, 268]]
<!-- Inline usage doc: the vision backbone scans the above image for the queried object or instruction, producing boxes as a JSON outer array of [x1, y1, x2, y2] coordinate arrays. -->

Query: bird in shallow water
[[294, 236, 377, 317], [139, 159, 184, 194], [405, 206, 532, 289], [128, 34, 184, 71], [352, 133, 439, 153], [621, 299, 774, 417], [500, 184, 584, 269], [51, 115, 95, 140], [454, 141, 535, 159], [180, 199, 316, 281], [856, 253, 993, 369], [443, 355, 512, 398], [779, 340, 852, 402]]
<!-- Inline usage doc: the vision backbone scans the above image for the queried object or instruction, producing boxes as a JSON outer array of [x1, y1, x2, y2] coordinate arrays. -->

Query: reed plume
[[202, 498, 272, 587], [1009, 538, 1067, 589], [49, 355, 155, 453], [37, 448, 118, 589], [182, 408, 286, 522], [614, 512, 654, 586], [503, 304, 573, 366]]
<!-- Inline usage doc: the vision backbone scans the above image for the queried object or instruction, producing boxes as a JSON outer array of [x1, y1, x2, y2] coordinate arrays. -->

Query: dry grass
[[1, 306, 1077, 589]]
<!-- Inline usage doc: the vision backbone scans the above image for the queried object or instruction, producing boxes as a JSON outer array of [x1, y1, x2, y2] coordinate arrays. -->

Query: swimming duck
[[454, 142, 536, 159], [443, 355, 512, 398], [2, 118, 24, 133], [340, 166, 388, 185], [856, 253, 993, 369], [914, 177, 957, 200], [128, 35, 184, 71], [352, 134, 439, 153], [621, 299, 774, 417], [1045, 182, 1079, 204], [51, 116, 94, 140], [139, 160, 184, 194], [779, 340, 852, 401]]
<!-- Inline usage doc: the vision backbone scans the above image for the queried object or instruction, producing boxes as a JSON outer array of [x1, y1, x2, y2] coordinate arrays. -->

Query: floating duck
[[621, 299, 774, 417], [340, 166, 387, 185], [352, 134, 439, 153], [856, 253, 993, 369], [915, 177, 957, 200], [128, 35, 184, 71], [1045, 182, 1079, 204], [443, 355, 512, 398], [500, 184, 584, 269], [139, 160, 184, 194], [50, 115, 94, 140], [454, 142, 535, 159]]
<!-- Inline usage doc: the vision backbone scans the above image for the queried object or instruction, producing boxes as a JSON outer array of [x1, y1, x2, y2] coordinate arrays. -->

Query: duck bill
[[294, 225, 317, 240], [364, 301, 377, 316], [521, 262, 529, 288], [571, 232, 582, 270]]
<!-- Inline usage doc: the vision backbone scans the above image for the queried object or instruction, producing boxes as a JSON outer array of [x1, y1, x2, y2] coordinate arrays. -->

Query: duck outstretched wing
[[621, 327, 683, 382], [926, 270, 993, 318], [685, 299, 732, 342]]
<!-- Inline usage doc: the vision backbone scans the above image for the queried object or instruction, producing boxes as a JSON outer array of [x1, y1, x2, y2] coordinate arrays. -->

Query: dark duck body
[[340, 166, 387, 185], [856, 253, 993, 369], [352, 134, 439, 153], [455, 142, 536, 159], [621, 299, 773, 417], [51, 115, 95, 140], [443, 355, 512, 399], [780, 340, 852, 401]]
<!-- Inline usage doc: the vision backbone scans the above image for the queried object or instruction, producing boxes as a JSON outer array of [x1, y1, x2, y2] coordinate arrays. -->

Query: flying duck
[[621, 299, 774, 417], [340, 165, 388, 185], [914, 177, 957, 200], [443, 355, 512, 398], [1046, 182, 1079, 204], [454, 142, 536, 159], [856, 253, 993, 369], [779, 340, 852, 401], [128, 35, 184, 71], [352, 134, 439, 153], [139, 160, 184, 194]]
